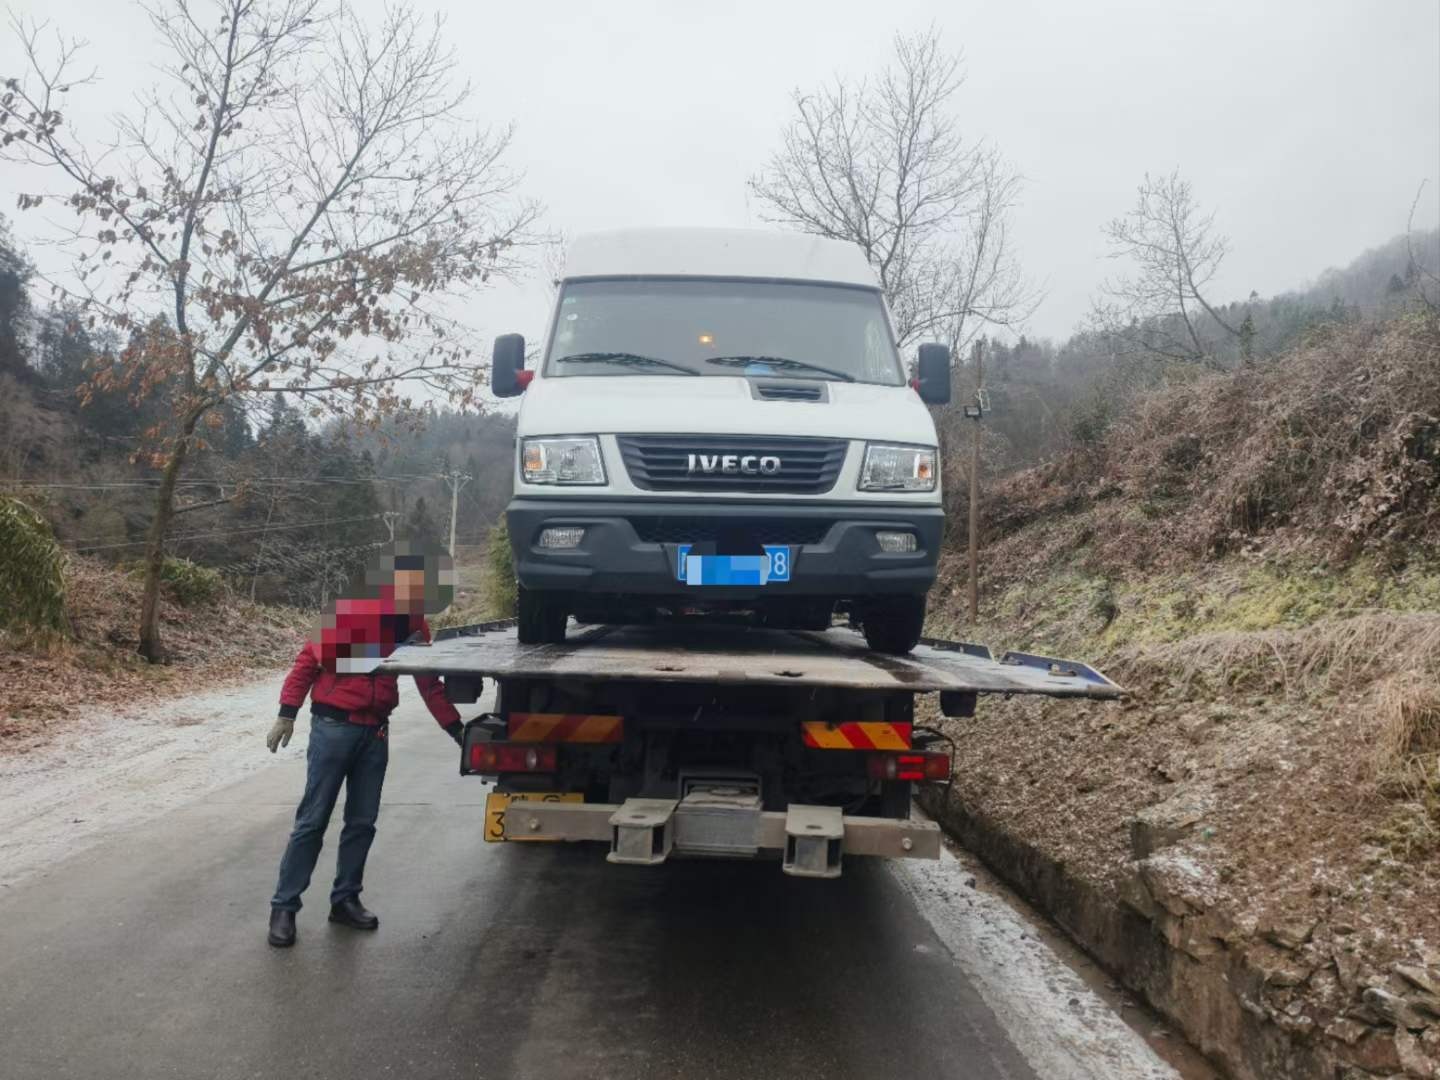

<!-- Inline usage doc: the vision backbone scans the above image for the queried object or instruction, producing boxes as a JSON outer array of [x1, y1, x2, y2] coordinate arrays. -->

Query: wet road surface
[[0, 694, 1174, 1080]]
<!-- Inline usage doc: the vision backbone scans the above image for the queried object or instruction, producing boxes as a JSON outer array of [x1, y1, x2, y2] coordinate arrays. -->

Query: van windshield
[[544, 279, 904, 386]]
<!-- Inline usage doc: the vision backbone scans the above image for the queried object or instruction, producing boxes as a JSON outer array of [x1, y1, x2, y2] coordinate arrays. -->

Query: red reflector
[[468, 742, 557, 773], [514, 369, 535, 391], [867, 751, 950, 782]]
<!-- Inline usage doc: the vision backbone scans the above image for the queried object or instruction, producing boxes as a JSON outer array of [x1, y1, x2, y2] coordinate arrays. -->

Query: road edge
[[916, 789, 1363, 1080]]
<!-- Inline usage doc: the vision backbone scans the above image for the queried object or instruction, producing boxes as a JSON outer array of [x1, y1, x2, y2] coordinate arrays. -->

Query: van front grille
[[618, 435, 847, 494]]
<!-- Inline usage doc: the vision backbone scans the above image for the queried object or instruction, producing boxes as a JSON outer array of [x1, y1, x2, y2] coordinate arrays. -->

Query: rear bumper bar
[[499, 796, 941, 877]]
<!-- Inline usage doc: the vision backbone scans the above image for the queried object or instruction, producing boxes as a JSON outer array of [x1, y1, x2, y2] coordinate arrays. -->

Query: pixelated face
[[392, 568, 426, 608], [390, 548, 455, 614], [357, 543, 455, 613], [311, 544, 456, 651]]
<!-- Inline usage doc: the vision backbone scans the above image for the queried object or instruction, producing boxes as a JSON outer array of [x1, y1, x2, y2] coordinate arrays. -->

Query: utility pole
[[442, 469, 471, 558], [965, 340, 986, 625], [250, 491, 279, 604]]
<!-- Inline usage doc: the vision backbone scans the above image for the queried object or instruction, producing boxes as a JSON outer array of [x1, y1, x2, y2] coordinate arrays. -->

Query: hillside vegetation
[[0, 525, 307, 749], [925, 312, 1440, 1077]]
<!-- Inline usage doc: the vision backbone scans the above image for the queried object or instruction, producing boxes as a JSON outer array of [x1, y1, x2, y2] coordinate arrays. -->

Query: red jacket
[[278, 595, 460, 729]]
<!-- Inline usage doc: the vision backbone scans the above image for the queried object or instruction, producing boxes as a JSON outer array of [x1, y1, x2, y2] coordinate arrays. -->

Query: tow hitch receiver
[[783, 805, 844, 879], [607, 799, 676, 866]]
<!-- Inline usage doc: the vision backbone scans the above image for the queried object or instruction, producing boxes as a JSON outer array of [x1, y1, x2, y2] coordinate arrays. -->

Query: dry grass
[[1371, 676, 1440, 799], [2, 554, 308, 750], [1111, 612, 1440, 698], [1111, 613, 1440, 813], [983, 314, 1440, 569]]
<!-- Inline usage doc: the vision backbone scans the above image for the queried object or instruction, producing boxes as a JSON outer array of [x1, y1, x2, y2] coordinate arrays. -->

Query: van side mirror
[[916, 344, 951, 405], [491, 333, 527, 397]]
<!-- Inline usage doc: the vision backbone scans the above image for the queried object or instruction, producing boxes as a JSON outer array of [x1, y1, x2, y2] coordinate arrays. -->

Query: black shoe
[[268, 908, 296, 948], [328, 896, 379, 930]]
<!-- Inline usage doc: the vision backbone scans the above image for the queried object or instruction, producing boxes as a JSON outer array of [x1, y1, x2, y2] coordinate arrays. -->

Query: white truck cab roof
[[562, 227, 878, 288]]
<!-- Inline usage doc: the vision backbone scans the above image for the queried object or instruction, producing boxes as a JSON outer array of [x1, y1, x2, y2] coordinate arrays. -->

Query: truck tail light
[[867, 751, 950, 782], [469, 742, 558, 773]]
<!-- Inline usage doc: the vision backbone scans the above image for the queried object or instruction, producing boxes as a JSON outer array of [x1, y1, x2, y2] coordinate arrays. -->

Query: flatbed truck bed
[[378, 620, 1123, 878]]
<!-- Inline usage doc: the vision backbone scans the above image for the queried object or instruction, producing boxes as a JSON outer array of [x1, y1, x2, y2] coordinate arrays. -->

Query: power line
[[6, 472, 444, 491], [8, 480, 223, 490], [66, 513, 385, 553], [210, 538, 390, 578], [237, 474, 443, 485]]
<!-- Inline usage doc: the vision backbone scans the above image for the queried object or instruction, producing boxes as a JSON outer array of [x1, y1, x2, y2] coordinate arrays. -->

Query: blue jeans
[[271, 715, 389, 912]]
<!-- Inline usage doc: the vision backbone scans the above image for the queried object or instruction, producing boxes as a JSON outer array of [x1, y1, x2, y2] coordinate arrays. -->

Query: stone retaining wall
[[920, 790, 1440, 1079]]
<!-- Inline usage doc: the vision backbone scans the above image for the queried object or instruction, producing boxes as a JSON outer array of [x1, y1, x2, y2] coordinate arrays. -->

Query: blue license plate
[[676, 545, 791, 585]]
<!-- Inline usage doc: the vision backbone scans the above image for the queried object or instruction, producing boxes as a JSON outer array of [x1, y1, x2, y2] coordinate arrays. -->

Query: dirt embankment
[[2, 555, 307, 752], [925, 315, 1440, 1078]]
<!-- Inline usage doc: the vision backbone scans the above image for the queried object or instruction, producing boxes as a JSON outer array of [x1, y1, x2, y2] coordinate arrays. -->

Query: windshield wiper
[[555, 351, 699, 376], [705, 355, 856, 383]]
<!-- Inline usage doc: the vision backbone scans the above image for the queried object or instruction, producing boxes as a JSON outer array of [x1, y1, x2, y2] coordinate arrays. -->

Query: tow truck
[[378, 619, 1122, 879]]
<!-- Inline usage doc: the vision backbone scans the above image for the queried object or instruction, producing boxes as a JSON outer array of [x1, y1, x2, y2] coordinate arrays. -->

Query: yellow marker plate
[[485, 791, 584, 843]]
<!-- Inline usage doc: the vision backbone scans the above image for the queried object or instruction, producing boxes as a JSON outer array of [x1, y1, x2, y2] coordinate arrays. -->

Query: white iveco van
[[490, 227, 951, 653]]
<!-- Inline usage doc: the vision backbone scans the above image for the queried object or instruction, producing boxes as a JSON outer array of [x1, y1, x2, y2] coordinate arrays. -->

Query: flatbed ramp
[[379, 620, 1123, 699]]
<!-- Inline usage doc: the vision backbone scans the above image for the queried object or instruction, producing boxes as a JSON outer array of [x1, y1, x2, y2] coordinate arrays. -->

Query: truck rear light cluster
[[866, 751, 950, 782], [468, 742, 558, 773]]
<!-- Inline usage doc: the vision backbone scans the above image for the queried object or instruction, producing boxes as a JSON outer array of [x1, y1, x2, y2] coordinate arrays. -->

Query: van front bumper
[[507, 498, 942, 599]]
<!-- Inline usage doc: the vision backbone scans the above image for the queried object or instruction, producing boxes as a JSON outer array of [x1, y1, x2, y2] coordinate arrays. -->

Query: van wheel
[[517, 586, 568, 644], [860, 596, 926, 654]]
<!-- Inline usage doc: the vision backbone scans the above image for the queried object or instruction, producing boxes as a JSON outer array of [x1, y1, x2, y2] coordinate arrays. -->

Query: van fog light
[[875, 530, 917, 553], [539, 527, 586, 549]]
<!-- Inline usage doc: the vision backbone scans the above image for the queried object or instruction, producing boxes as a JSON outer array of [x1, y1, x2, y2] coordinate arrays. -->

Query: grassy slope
[[923, 313, 1440, 1050]]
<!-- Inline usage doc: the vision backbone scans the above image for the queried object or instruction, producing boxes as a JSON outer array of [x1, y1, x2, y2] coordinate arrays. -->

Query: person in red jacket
[[265, 543, 467, 948]]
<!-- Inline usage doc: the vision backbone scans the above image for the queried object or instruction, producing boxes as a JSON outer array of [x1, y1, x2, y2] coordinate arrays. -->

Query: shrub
[[1067, 392, 1115, 448], [484, 518, 517, 618], [0, 495, 67, 633], [154, 557, 225, 607]]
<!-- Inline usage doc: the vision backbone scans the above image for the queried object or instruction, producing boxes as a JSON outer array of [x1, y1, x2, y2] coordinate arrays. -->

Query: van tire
[[517, 586, 568, 644], [860, 596, 926, 654]]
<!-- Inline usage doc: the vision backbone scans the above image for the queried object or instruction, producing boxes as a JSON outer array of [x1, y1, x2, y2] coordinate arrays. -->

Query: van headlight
[[521, 436, 606, 485], [859, 444, 937, 492]]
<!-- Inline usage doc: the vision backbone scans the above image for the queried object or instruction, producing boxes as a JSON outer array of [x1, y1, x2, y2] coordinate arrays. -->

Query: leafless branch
[[1406, 181, 1440, 313], [749, 27, 1034, 350], [1092, 170, 1238, 367]]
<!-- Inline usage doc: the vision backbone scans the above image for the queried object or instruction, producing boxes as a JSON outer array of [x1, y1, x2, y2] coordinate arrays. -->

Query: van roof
[[562, 227, 879, 288]]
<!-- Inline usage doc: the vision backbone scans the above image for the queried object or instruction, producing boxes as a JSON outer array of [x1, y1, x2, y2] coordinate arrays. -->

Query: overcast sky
[[10, 0, 1440, 350]]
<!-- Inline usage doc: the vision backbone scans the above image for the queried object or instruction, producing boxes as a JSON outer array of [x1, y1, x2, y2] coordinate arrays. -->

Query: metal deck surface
[[377, 622, 1124, 698]]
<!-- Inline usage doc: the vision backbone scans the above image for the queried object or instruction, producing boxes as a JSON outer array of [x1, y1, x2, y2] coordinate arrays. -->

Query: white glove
[[267, 716, 295, 753]]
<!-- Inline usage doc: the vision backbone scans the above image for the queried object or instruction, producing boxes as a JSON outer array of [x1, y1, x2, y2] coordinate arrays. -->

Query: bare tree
[[1406, 181, 1440, 313], [1092, 170, 1239, 368], [748, 29, 1034, 352], [3, 0, 538, 660]]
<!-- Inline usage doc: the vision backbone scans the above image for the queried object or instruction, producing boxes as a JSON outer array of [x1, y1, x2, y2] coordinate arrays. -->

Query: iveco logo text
[[686, 454, 782, 475]]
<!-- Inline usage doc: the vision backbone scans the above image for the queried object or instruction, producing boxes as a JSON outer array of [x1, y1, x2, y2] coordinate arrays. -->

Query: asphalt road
[[0, 690, 1176, 1080]]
